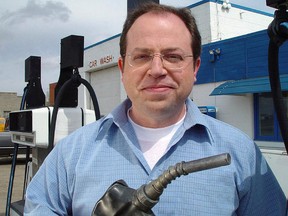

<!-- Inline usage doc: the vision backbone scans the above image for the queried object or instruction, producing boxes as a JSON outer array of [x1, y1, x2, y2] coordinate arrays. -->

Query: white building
[[78, 0, 288, 195]]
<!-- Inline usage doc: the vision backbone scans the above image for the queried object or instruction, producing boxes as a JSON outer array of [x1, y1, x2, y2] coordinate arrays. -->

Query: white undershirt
[[128, 109, 185, 169]]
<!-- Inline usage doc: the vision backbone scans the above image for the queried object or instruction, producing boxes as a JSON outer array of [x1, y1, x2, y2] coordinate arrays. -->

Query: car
[[0, 117, 5, 132], [0, 131, 30, 157]]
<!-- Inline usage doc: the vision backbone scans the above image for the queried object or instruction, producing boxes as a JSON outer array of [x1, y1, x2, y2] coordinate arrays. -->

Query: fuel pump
[[48, 35, 101, 153], [6, 35, 101, 216], [5, 56, 45, 216]]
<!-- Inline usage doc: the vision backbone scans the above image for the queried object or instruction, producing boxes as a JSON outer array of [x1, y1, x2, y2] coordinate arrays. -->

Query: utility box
[[198, 106, 217, 118]]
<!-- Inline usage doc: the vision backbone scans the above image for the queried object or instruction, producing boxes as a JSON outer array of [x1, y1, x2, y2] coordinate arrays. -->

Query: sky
[[0, 0, 275, 96]]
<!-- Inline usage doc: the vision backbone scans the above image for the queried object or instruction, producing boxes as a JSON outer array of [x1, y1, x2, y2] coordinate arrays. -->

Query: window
[[254, 92, 288, 142]]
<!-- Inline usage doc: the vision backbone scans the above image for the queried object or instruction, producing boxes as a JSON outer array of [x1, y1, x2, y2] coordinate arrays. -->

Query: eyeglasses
[[125, 52, 194, 70]]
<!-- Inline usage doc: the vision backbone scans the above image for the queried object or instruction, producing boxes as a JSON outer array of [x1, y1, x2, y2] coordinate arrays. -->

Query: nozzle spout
[[133, 153, 231, 212]]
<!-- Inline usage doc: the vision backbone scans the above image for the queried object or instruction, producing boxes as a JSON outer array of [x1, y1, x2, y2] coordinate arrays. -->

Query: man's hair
[[119, 2, 202, 62]]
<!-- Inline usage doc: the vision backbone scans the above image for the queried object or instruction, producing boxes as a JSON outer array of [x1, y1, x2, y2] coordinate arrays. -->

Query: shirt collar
[[184, 99, 216, 145], [103, 98, 215, 145]]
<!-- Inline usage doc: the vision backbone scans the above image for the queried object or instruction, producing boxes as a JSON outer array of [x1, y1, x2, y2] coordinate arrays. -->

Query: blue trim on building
[[231, 3, 273, 17], [197, 30, 288, 85], [210, 74, 288, 95], [84, 33, 121, 50], [187, 0, 210, 9]]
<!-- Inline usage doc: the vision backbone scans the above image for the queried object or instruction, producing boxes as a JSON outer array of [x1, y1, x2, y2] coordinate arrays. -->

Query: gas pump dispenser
[[6, 35, 100, 216], [5, 56, 46, 216]]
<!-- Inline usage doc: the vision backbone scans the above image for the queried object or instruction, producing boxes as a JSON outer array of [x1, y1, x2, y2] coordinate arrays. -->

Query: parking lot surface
[[0, 157, 25, 216]]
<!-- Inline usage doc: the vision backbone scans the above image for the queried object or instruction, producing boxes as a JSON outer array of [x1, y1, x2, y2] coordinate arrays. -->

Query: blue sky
[[0, 0, 275, 96]]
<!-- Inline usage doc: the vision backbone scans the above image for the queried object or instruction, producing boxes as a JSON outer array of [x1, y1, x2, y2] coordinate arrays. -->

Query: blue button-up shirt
[[24, 99, 287, 215]]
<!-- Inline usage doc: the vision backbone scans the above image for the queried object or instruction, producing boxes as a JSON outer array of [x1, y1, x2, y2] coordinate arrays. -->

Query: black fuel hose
[[48, 69, 100, 152], [5, 85, 29, 216], [267, 6, 288, 155]]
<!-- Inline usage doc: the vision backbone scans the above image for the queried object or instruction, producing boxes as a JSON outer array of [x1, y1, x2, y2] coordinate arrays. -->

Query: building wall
[[79, 36, 122, 115], [49, 82, 57, 106], [89, 67, 122, 115], [207, 1, 272, 42], [188, 1, 273, 44], [191, 83, 254, 138], [197, 30, 287, 84], [0, 92, 22, 118], [188, 2, 212, 44]]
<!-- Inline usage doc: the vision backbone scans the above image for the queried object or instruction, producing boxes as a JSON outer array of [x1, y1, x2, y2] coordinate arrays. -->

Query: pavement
[[0, 156, 26, 216]]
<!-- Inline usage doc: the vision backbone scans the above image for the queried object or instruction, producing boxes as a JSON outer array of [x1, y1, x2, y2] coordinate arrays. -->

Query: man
[[24, 3, 287, 215]]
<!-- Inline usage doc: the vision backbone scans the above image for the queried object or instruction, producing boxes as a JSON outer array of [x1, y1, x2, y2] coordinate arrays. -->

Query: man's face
[[118, 12, 200, 126]]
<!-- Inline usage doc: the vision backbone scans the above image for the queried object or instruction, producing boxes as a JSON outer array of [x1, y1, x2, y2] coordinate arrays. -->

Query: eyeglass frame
[[122, 51, 194, 70]]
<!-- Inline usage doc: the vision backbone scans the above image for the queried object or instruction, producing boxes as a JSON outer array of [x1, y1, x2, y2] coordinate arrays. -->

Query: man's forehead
[[128, 12, 186, 36]]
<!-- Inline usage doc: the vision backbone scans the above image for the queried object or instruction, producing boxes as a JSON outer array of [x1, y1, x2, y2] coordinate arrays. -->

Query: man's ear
[[118, 57, 124, 76], [193, 57, 201, 82]]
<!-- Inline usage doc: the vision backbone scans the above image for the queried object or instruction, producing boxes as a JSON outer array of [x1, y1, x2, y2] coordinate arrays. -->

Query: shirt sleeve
[[237, 144, 287, 215], [24, 140, 73, 216]]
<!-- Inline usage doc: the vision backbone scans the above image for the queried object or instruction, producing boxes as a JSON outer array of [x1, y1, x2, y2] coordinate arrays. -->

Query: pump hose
[[5, 85, 29, 216], [267, 6, 288, 155], [268, 40, 288, 155], [48, 70, 100, 152]]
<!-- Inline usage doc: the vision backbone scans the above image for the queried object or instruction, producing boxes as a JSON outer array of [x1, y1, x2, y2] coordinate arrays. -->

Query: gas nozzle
[[92, 153, 231, 216], [133, 153, 231, 212]]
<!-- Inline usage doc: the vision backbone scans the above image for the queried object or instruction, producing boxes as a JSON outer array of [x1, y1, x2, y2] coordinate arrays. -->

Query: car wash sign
[[83, 35, 120, 72], [88, 54, 115, 69]]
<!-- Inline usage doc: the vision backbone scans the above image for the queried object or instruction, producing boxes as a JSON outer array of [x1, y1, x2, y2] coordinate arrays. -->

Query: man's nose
[[149, 55, 167, 77]]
